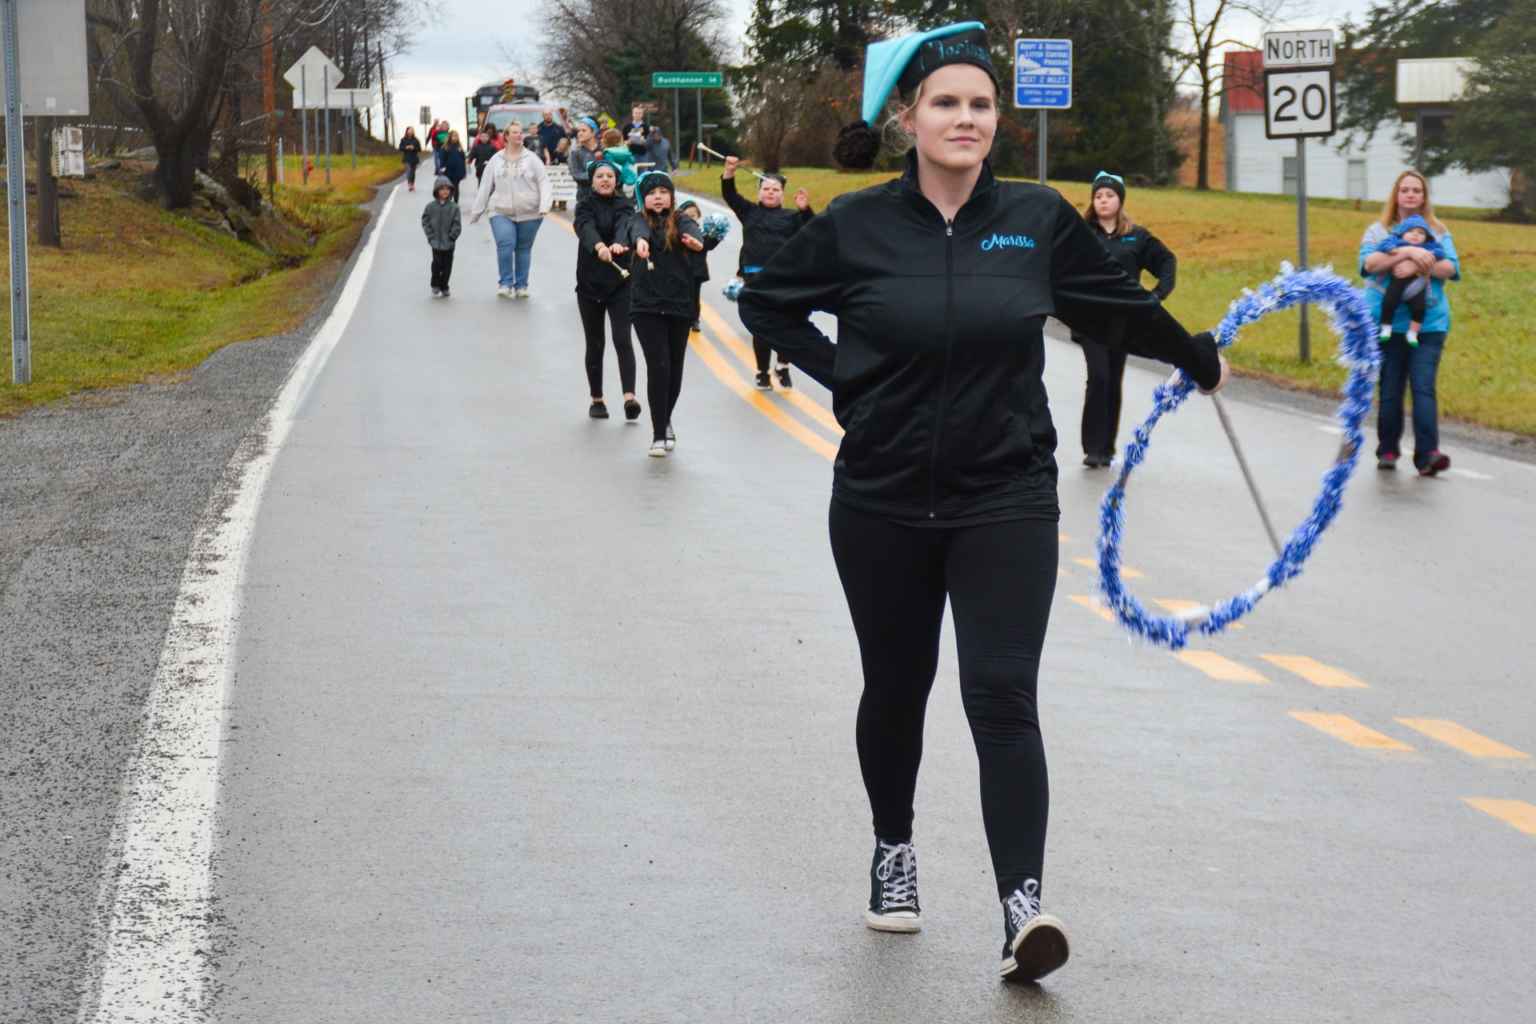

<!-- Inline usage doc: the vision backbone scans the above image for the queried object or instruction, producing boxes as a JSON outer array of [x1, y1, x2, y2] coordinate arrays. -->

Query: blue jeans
[[489, 215, 542, 289], [1375, 331, 1446, 466]]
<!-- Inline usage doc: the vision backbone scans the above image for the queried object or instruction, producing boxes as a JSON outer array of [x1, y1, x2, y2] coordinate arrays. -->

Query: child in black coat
[[676, 199, 726, 333]]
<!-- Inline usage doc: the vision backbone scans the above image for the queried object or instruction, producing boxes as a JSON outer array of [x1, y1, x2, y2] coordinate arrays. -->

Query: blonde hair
[[1381, 170, 1447, 234]]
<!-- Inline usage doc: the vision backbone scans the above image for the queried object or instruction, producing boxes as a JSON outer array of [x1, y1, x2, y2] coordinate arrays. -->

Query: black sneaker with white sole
[[754, 370, 773, 391], [775, 365, 793, 389], [864, 839, 921, 933], [1000, 880, 1069, 983]]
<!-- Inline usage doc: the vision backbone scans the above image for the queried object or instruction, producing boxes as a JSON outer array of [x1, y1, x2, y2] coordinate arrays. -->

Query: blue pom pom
[[722, 276, 744, 302], [1096, 266, 1381, 648], [701, 214, 731, 242]]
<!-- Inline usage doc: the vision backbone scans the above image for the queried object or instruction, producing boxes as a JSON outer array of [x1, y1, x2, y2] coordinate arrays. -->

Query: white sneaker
[[515, 287, 529, 299], [663, 425, 676, 451], [497, 286, 514, 298], [647, 440, 669, 458], [431, 287, 442, 298]]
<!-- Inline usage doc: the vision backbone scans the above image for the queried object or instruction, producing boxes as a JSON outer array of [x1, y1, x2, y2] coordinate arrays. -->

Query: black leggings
[[632, 313, 690, 441], [741, 271, 781, 372], [1380, 276, 1428, 326], [1079, 335, 1127, 459], [829, 500, 1057, 901], [577, 292, 637, 398]]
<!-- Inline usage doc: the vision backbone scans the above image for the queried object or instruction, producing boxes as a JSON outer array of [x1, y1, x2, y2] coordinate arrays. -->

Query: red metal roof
[[1224, 50, 1264, 114]]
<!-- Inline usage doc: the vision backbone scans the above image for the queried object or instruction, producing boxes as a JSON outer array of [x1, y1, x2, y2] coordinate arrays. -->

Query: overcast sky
[[377, 0, 1376, 141]]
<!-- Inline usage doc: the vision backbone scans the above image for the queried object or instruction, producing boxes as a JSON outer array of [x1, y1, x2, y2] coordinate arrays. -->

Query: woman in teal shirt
[[1358, 170, 1461, 476]]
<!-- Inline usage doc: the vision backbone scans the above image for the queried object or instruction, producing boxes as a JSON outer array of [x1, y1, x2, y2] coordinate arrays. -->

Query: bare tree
[[540, 0, 732, 115], [1168, 0, 1296, 190]]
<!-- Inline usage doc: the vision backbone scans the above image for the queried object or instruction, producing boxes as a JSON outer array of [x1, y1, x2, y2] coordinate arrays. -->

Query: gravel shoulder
[[0, 184, 390, 1024]]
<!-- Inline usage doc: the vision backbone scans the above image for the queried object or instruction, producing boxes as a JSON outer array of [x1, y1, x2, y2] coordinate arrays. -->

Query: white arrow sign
[[282, 46, 343, 92]]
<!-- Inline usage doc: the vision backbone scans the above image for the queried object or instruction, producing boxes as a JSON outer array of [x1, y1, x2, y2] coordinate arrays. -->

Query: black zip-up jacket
[[686, 233, 722, 282], [573, 191, 635, 303], [1071, 221, 1177, 345], [467, 140, 498, 179], [721, 175, 814, 273], [625, 213, 703, 318], [738, 153, 1220, 525]]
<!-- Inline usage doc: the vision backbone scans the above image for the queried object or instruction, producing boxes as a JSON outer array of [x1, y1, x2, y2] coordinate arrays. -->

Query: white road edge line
[[76, 185, 400, 1024]]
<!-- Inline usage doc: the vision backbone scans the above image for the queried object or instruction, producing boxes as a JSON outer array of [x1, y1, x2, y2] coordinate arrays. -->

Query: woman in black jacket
[[572, 162, 641, 421], [440, 131, 468, 200], [739, 21, 1227, 985], [398, 127, 422, 191], [628, 172, 705, 457], [721, 157, 813, 389], [1076, 172, 1178, 467]]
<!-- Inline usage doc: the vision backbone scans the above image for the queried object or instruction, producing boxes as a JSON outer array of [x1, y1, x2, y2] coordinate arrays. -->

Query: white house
[[1219, 50, 1509, 209]]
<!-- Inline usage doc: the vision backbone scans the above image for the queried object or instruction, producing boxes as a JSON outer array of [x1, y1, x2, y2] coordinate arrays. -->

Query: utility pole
[[262, 0, 276, 201], [376, 41, 391, 144], [34, 117, 59, 246]]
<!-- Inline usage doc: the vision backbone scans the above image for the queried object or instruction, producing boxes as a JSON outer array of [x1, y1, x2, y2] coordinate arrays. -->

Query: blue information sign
[[1014, 38, 1072, 109]]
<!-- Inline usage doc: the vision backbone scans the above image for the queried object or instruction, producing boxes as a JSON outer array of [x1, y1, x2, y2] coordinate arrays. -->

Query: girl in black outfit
[[627, 172, 705, 457], [739, 21, 1227, 985], [676, 199, 722, 332], [720, 158, 814, 389], [1075, 172, 1178, 468], [440, 131, 468, 200], [572, 161, 641, 422], [467, 129, 499, 185], [398, 127, 422, 191]]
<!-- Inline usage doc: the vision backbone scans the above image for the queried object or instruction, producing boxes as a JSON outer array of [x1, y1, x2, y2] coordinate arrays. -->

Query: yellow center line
[[1463, 798, 1536, 836], [1174, 650, 1269, 684], [698, 303, 845, 438], [1073, 556, 1141, 579], [1395, 719, 1530, 759], [1153, 598, 1244, 630], [1059, 532, 1071, 544], [1068, 594, 1116, 623], [1260, 655, 1367, 689], [1289, 711, 1413, 751]]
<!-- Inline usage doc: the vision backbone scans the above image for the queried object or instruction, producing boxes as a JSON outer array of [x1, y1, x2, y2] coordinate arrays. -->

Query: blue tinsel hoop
[[1096, 265, 1381, 649]]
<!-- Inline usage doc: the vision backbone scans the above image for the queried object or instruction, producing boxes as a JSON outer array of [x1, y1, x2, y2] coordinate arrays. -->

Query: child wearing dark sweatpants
[[421, 175, 461, 297]]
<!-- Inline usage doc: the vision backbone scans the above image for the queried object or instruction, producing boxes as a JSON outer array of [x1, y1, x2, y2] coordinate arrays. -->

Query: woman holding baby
[[1359, 170, 1462, 477]]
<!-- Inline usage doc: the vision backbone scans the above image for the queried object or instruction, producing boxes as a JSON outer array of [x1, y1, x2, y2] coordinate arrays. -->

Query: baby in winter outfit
[[421, 175, 462, 298], [1374, 214, 1446, 345], [600, 128, 638, 188]]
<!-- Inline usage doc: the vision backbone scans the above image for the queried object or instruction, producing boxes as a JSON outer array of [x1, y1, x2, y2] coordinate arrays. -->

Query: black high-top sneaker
[[1000, 879, 1069, 983], [864, 839, 921, 933]]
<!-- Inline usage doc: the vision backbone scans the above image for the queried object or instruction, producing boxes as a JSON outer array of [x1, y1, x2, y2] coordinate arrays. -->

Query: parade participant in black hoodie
[[627, 171, 705, 457], [1075, 171, 1178, 468], [676, 198, 721, 332], [721, 157, 813, 389], [739, 21, 1228, 986], [573, 161, 641, 421]]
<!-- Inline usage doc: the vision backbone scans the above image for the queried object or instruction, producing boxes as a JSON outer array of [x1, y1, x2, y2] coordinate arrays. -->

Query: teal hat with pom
[[835, 21, 997, 170]]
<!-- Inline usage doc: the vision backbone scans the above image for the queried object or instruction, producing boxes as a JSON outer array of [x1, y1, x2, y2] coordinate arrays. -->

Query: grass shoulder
[[0, 154, 402, 417], [683, 164, 1536, 437]]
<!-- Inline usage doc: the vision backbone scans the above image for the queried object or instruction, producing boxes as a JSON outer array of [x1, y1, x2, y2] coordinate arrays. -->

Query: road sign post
[[1013, 39, 1072, 186], [651, 71, 723, 168], [1263, 30, 1336, 364]]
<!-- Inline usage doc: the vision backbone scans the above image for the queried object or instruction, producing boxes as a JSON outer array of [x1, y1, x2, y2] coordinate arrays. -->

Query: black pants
[[1079, 336, 1127, 459], [430, 248, 454, 291], [1380, 276, 1428, 326], [691, 281, 703, 326], [633, 313, 690, 441], [576, 292, 637, 398], [829, 500, 1057, 901], [742, 271, 780, 372]]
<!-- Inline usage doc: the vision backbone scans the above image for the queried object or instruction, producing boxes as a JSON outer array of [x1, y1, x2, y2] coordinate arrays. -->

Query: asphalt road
[[6, 176, 1535, 1022]]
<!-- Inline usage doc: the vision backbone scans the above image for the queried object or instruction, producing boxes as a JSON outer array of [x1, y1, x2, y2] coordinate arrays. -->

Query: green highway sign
[[651, 71, 723, 89]]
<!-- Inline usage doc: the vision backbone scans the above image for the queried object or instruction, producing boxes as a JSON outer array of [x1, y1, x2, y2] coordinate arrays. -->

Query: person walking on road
[[421, 175, 462, 298], [569, 117, 604, 203], [1074, 171, 1177, 468], [739, 20, 1228, 985], [676, 198, 721, 333], [1361, 170, 1462, 477], [467, 129, 498, 185], [469, 124, 553, 299], [574, 161, 642, 422], [648, 127, 676, 172], [441, 130, 468, 200], [430, 120, 449, 174], [721, 155, 813, 390], [627, 171, 706, 457], [537, 109, 570, 166], [399, 127, 423, 191]]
